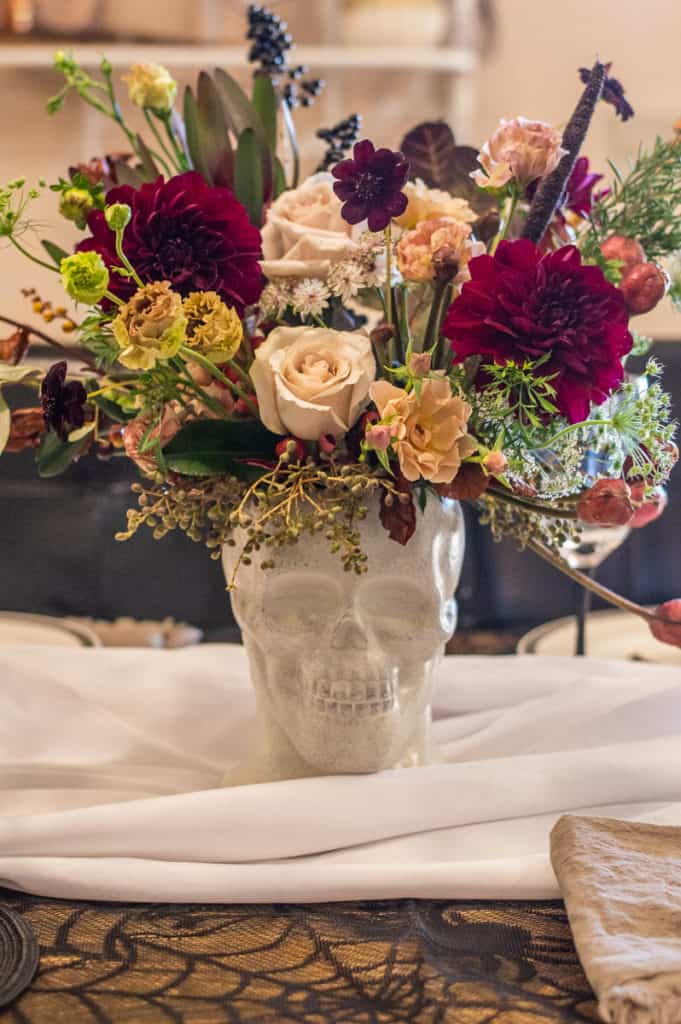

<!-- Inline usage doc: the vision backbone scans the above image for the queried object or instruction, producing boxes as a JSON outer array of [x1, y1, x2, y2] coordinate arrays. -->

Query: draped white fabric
[[1, 645, 680, 903]]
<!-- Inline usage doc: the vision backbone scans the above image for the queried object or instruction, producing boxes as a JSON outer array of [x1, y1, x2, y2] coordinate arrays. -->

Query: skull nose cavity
[[330, 615, 368, 651]]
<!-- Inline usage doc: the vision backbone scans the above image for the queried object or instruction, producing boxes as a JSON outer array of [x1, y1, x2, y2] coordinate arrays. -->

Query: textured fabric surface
[[0, 892, 599, 1023], [2, 648, 681, 902], [552, 815, 681, 1024]]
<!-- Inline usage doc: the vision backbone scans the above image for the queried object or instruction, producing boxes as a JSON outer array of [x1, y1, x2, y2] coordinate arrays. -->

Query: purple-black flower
[[579, 64, 634, 122], [40, 361, 87, 439], [332, 140, 409, 232], [563, 156, 605, 216]]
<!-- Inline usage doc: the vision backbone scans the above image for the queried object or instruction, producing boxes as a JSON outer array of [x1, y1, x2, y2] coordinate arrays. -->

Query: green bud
[[105, 203, 132, 231], [60, 251, 110, 305], [59, 187, 94, 229]]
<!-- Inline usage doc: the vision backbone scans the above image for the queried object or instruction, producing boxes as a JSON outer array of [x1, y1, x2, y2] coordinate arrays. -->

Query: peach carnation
[[472, 117, 567, 190], [396, 217, 485, 284], [370, 378, 475, 484]]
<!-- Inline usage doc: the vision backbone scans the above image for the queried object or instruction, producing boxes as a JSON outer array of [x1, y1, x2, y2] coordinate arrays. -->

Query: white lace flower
[[327, 260, 366, 304], [291, 278, 330, 318], [259, 281, 293, 318]]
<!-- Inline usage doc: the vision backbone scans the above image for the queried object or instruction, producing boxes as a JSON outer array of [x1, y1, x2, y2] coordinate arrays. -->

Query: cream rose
[[250, 326, 376, 440], [261, 173, 358, 280]]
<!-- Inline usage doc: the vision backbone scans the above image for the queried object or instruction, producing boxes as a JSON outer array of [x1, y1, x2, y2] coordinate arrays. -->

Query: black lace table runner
[[0, 890, 597, 1023]]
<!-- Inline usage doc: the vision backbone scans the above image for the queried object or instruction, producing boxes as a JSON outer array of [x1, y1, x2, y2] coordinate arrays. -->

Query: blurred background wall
[[0, 0, 679, 638]]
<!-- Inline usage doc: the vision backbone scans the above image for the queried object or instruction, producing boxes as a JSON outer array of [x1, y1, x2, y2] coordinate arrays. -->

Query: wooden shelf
[[0, 42, 477, 73]]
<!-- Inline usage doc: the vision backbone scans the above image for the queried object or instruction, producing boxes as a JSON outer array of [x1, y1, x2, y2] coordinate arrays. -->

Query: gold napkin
[[551, 815, 681, 1024]]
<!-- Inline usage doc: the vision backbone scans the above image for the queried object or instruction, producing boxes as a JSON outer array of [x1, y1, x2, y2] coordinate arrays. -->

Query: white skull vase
[[222, 496, 464, 782]]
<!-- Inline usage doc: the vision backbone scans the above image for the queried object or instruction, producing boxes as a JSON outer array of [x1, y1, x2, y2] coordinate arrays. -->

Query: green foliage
[[581, 138, 681, 263], [477, 357, 559, 432], [36, 430, 88, 477], [235, 129, 264, 227], [163, 418, 278, 476]]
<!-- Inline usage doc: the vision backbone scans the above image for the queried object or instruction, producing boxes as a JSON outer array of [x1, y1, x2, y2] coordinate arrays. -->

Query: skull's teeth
[[307, 679, 395, 716]]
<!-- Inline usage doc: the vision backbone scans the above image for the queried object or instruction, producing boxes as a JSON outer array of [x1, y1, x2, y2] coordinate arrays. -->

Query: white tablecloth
[[1, 645, 680, 903]]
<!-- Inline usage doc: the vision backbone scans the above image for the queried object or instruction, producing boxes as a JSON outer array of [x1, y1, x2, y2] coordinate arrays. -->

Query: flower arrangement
[[1, 7, 680, 645]]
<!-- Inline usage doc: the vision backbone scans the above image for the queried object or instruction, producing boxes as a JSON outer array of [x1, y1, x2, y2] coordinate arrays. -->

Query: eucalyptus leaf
[[41, 239, 69, 266], [273, 156, 287, 198], [195, 71, 235, 187], [235, 129, 264, 226], [213, 68, 272, 200], [36, 430, 88, 478], [0, 389, 10, 455], [252, 73, 277, 153]]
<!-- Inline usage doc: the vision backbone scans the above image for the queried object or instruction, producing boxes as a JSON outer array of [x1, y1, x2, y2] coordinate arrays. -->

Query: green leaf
[[90, 392, 134, 423], [163, 417, 277, 475], [41, 239, 69, 266], [252, 73, 277, 153], [0, 365, 41, 384], [67, 421, 95, 442], [193, 72, 234, 188], [36, 429, 88, 477], [213, 68, 273, 200], [235, 129, 264, 227], [135, 134, 161, 181], [0, 388, 10, 455]]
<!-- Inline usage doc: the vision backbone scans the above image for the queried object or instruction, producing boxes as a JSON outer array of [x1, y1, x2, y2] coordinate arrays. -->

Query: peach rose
[[261, 173, 357, 280], [370, 378, 475, 484], [472, 117, 567, 190], [394, 178, 476, 230], [396, 217, 485, 283], [123, 403, 182, 477], [251, 325, 376, 440]]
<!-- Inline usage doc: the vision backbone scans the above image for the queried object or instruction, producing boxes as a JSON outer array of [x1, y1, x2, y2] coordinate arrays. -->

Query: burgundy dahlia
[[40, 361, 87, 439], [443, 239, 633, 424], [77, 172, 263, 314], [332, 140, 408, 232]]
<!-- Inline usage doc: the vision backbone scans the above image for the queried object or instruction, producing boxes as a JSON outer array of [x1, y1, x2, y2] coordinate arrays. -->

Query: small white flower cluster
[[259, 232, 397, 323]]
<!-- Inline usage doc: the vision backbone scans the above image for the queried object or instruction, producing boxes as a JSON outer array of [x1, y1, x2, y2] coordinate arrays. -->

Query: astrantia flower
[[291, 278, 330, 318], [332, 140, 409, 232], [77, 172, 263, 314], [40, 361, 87, 439], [443, 239, 633, 424]]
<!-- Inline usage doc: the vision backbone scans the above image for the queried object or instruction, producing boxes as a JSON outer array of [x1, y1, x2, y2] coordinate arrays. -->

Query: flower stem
[[9, 236, 58, 274], [424, 279, 452, 370], [384, 223, 393, 329], [487, 484, 578, 519], [114, 230, 144, 289], [143, 110, 177, 176], [104, 290, 124, 307], [160, 111, 190, 171], [179, 345, 258, 416], [489, 188, 519, 256], [0, 313, 100, 372], [531, 418, 614, 452]]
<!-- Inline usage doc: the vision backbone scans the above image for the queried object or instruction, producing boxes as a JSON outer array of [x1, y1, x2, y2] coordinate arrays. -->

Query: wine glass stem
[[575, 569, 595, 656]]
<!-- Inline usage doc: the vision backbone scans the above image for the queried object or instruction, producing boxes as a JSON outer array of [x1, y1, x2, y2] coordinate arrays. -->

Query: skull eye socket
[[263, 572, 344, 634], [356, 577, 441, 643]]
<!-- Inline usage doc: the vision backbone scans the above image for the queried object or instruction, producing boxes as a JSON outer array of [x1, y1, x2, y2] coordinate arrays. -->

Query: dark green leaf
[[195, 71, 234, 187], [213, 68, 273, 200], [235, 129, 264, 226], [41, 239, 69, 266], [135, 134, 161, 181], [252, 72, 277, 153], [36, 430, 89, 478], [163, 417, 278, 475]]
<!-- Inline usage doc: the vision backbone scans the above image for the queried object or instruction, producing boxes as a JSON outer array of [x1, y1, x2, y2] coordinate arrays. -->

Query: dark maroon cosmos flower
[[77, 172, 263, 314], [332, 140, 409, 232], [443, 239, 633, 424], [579, 64, 634, 122], [40, 361, 87, 439]]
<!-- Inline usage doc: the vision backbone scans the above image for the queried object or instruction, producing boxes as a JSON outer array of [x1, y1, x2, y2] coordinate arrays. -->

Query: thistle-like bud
[[59, 187, 94, 229], [105, 202, 132, 231]]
